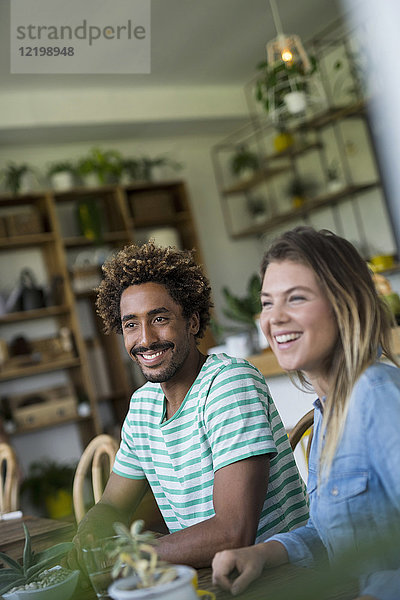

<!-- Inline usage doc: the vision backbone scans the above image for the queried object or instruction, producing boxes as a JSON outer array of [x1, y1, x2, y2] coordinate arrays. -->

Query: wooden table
[[196, 563, 357, 600], [0, 515, 75, 562], [0, 517, 357, 599], [72, 563, 357, 600]]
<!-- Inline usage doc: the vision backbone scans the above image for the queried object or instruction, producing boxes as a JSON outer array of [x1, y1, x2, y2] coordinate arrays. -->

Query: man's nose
[[138, 323, 157, 347]]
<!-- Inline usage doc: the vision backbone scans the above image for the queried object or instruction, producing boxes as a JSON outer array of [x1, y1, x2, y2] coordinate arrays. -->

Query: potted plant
[[120, 158, 141, 184], [255, 56, 318, 122], [0, 163, 35, 195], [138, 157, 183, 182], [221, 274, 262, 330], [286, 176, 317, 208], [229, 145, 260, 180], [106, 520, 199, 600], [21, 460, 76, 520], [245, 192, 268, 224], [326, 159, 344, 193], [46, 161, 77, 191], [77, 147, 123, 186], [0, 523, 78, 599], [220, 274, 262, 357]]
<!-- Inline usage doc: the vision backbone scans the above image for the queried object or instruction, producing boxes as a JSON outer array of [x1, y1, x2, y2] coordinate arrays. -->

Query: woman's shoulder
[[361, 361, 400, 384], [353, 361, 400, 402]]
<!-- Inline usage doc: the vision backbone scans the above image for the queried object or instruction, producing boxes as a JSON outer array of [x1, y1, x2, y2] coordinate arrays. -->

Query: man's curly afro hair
[[96, 241, 212, 338]]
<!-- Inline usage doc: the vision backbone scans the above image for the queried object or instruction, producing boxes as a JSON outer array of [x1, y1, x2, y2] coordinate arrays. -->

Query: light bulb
[[281, 48, 293, 62]]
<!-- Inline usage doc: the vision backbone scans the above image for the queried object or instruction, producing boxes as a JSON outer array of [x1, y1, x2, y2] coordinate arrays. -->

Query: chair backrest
[[288, 409, 314, 461], [0, 442, 20, 513], [73, 434, 119, 524]]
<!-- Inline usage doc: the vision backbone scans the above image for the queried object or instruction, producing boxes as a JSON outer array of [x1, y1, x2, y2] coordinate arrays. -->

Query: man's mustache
[[131, 342, 174, 357]]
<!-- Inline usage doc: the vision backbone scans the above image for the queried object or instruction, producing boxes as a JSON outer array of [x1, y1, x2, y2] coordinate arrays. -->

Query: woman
[[212, 226, 400, 600]]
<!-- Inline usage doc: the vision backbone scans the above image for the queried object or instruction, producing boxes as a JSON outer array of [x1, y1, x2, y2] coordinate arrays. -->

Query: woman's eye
[[262, 301, 272, 309], [289, 295, 306, 302]]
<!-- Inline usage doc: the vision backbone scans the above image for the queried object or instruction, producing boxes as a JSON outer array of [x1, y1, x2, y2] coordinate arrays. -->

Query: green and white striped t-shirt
[[113, 353, 309, 541]]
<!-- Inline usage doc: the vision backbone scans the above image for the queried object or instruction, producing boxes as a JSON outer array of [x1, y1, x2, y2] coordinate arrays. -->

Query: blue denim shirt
[[268, 361, 400, 600]]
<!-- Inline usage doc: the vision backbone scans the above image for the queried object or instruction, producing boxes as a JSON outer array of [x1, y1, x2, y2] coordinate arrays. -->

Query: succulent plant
[[0, 523, 74, 595], [108, 520, 177, 589]]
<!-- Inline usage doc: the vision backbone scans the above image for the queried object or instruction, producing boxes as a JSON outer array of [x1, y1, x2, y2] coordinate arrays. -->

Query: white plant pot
[[284, 91, 307, 114], [50, 172, 75, 191], [108, 565, 198, 600], [255, 316, 269, 350], [82, 173, 100, 188], [327, 178, 344, 193], [225, 332, 253, 359], [19, 172, 38, 193]]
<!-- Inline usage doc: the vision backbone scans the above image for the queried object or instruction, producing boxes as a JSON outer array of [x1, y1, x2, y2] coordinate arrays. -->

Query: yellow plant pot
[[45, 489, 73, 520], [273, 131, 294, 153], [370, 254, 394, 272], [292, 195, 306, 209]]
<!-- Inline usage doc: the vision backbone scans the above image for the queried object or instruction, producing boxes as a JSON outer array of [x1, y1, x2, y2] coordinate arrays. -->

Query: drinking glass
[[82, 536, 118, 599]]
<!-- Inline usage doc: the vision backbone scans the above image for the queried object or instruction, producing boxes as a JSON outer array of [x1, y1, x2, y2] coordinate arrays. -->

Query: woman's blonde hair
[[261, 226, 399, 474]]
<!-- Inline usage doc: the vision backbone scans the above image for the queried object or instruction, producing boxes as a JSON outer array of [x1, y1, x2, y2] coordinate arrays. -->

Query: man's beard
[[132, 342, 190, 383]]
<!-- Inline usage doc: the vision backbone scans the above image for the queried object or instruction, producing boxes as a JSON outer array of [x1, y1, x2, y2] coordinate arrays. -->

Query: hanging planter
[[284, 90, 307, 114], [255, 57, 318, 125]]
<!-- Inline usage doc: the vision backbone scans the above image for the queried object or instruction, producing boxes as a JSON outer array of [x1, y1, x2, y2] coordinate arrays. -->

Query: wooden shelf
[[130, 210, 191, 228], [0, 357, 81, 382], [0, 232, 56, 249], [12, 414, 92, 435], [292, 101, 366, 132], [231, 182, 379, 239], [63, 230, 131, 247], [222, 165, 290, 195], [0, 305, 70, 324], [0, 179, 203, 444], [266, 141, 323, 162]]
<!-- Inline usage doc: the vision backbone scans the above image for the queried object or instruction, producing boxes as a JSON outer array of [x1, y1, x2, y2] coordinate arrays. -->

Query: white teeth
[[275, 333, 301, 343], [143, 351, 164, 359]]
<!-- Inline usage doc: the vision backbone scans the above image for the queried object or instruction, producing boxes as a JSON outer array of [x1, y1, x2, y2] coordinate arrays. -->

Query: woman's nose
[[269, 303, 289, 324]]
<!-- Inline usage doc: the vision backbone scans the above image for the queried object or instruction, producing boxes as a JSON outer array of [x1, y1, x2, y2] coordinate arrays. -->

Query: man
[[74, 242, 308, 568]]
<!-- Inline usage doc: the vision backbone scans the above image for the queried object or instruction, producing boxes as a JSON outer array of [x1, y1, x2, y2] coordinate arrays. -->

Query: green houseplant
[[222, 274, 262, 330], [255, 56, 318, 122], [229, 145, 260, 179], [138, 157, 183, 181], [21, 460, 76, 520], [106, 520, 199, 600], [0, 523, 77, 597], [0, 163, 33, 195], [46, 161, 77, 191], [77, 147, 123, 185]]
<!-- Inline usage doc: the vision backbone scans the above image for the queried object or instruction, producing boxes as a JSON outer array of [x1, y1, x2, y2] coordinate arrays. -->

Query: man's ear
[[189, 312, 200, 336]]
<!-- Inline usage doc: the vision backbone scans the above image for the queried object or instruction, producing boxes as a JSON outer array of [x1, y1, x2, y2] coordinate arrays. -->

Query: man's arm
[[66, 472, 148, 569], [156, 453, 270, 568], [80, 472, 149, 537]]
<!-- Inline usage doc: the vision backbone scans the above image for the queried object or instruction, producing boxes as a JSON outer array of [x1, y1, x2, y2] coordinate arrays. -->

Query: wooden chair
[[0, 442, 20, 513], [73, 434, 168, 533], [288, 409, 314, 462], [73, 434, 119, 524]]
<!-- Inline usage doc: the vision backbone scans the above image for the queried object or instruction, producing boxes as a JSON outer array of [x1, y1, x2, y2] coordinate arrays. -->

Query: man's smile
[[131, 344, 173, 367]]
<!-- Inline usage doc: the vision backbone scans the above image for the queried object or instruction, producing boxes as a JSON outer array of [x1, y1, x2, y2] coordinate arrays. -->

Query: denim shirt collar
[[313, 396, 325, 412]]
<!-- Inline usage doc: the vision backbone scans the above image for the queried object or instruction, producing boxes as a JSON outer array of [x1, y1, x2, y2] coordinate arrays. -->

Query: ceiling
[[0, 0, 344, 143], [1, 0, 344, 89]]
